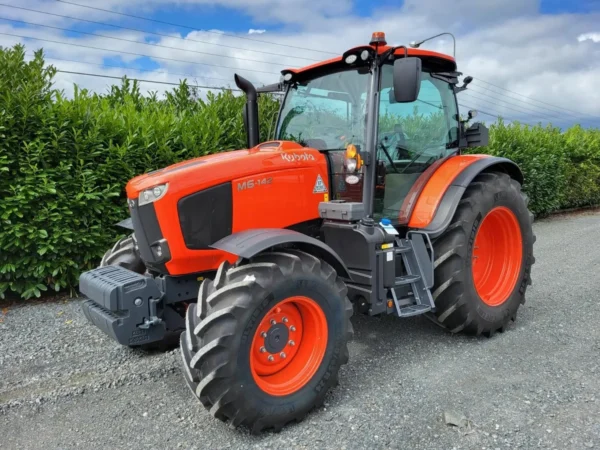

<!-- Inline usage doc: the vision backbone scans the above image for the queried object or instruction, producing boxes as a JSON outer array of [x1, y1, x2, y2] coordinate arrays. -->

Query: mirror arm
[[378, 45, 408, 66]]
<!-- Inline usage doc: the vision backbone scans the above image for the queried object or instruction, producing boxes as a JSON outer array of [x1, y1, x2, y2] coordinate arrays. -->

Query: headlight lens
[[138, 183, 168, 206], [345, 158, 357, 172]]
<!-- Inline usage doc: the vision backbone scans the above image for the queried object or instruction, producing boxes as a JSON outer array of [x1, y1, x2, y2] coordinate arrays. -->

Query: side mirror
[[392, 57, 422, 103]]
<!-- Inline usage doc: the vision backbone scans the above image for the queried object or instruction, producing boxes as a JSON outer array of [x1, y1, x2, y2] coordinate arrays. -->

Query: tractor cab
[[247, 31, 485, 228]]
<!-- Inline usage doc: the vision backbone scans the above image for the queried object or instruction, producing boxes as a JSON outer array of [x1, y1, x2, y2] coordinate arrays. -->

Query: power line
[[42, 0, 600, 122], [24, 51, 255, 86], [0, 4, 319, 63], [0, 31, 281, 76], [475, 77, 600, 120], [0, 17, 298, 68], [461, 91, 560, 123], [469, 82, 596, 123], [462, 89, 562, 122], [55, 69, 241, 90], [458, 103, 522, 124], [54, 0, 338, 56], [16, 1, 596, 123]]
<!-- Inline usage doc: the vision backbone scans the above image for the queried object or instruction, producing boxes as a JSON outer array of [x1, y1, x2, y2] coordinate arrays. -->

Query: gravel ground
[[1, 210, 599, 450]]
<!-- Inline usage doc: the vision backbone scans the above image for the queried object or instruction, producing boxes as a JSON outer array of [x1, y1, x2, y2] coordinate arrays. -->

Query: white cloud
[[2, 0, 600, 128], [578, 32, 600, 42], [248, 29, 266, 35]]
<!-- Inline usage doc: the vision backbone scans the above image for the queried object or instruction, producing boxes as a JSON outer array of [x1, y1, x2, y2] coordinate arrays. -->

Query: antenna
[[409, 32, 456, 57]]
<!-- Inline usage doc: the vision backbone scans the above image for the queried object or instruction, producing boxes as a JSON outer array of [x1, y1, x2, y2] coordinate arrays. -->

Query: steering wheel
[[378, 142, 400, 173]]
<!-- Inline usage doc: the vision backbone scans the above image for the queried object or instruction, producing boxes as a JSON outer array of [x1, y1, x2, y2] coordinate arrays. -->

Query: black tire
[[430, 171, 536, 337], [100, 234, 146, 274], [179, 249, 353, 433]]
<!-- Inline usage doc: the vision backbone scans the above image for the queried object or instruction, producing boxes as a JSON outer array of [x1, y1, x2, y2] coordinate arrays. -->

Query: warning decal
[[313, 174, 327, 193]]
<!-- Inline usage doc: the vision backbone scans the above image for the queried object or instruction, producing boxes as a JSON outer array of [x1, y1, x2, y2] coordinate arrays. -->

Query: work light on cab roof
[[79, 29, 536, 435]]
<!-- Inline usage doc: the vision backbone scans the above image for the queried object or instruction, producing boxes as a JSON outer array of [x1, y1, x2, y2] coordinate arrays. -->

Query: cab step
[[397, 304, 432, 317], [394, 274, 421, 285], [389, 232, 436, 318]]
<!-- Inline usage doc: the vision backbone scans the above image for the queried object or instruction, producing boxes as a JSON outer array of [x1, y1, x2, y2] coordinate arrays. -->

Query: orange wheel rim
[[249, 296, 328, 396], [472, 206, 523, 306]]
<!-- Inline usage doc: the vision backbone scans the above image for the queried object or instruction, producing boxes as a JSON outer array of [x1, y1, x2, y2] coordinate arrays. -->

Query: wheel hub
[[249, 296, 328, 396], [263, 323, 289, 354], [472, 206, 523, 306]]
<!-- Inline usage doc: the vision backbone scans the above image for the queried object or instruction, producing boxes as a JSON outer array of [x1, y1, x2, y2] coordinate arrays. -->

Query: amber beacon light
[[370, 31, 387, 46]]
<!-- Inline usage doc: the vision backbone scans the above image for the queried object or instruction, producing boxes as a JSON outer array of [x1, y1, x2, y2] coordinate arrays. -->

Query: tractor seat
[[305, 139, 328, 150]]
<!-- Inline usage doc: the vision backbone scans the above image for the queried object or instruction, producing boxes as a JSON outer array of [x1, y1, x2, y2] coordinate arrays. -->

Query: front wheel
[[430, 171, 536, 336], [179, 250, 353, 433]]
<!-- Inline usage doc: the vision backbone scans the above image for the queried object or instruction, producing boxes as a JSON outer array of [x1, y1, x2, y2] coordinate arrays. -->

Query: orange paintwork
[[125, 141, 329, 275], [472, 207, 523, 306], [408, 155, 487, 228], [398, 156, 449, 225], [285, 46, 456, 75], [232, 166, 328, 232], [250, 296, 328, 396]]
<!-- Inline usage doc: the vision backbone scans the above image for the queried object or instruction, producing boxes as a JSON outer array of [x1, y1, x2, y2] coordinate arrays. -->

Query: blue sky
[[1, 0, 599, 128]]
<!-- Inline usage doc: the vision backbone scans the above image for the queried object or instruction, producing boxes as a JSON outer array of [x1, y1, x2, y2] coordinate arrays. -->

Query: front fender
[[408, 155, 523, 237], [210, 228, 351, 279]]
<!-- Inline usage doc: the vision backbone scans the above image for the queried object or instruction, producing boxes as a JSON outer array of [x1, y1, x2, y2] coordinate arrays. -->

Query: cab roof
[[284, 44, 457, 77]]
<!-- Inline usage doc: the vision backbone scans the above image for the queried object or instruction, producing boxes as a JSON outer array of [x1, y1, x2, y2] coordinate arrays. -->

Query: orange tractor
[[80, 32, 535, 432]]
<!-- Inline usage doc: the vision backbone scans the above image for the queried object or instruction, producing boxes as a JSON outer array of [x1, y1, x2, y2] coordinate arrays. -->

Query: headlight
[[345, 158, 357, 172], [138, 183, 168, 206], [343, 144, 362, 173]]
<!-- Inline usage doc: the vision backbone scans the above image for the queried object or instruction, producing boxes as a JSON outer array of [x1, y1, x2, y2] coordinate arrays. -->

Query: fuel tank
[[124, 141, 330, 275]]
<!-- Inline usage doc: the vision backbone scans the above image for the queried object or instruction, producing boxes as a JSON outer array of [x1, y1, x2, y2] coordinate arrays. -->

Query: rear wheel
[[179, 250, 353, 433], [430, 171, 535, 336]]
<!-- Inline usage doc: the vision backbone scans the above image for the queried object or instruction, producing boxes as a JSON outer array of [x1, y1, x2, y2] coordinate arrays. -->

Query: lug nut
[[260, 347, 266, 353], [261, 332, 267, 338], [270, 319, 276, 325], [290, 326, 296, 332], [288, 340, 295, 346], [282, 317, 288, 323], [280, 352, 286, 359], [268, 355, 274, 361]]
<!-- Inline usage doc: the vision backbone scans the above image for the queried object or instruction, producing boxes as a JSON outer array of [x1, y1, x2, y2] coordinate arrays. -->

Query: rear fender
[[408, 155, 523, 237], [210, 228, 351, 279]]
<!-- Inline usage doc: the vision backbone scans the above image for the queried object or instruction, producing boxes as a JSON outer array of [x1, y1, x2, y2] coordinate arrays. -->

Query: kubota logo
[[281, 152, 316, 162]]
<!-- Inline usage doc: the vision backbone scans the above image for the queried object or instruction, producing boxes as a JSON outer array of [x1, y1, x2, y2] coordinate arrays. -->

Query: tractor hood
[[125, 141, 327, 201]]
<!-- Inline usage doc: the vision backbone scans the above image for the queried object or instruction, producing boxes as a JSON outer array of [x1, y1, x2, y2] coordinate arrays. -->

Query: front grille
[[178, 182, 233, 250]]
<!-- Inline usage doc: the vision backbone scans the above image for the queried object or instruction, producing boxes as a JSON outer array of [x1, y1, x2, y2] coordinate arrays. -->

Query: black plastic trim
[[452, 157, 523, 186], [423, 185, 466, 238], [129, 199, 169, 273], [178, 183, 233, 250], [116, 217, 134, 230], [211, 228, 351, 279], [424, 157, 524, 237]]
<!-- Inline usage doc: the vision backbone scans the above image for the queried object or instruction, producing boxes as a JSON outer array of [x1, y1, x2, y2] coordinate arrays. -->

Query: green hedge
[[479, 121, 600, 215], [1, 44, 599, 299], [0, 45, 279, 299]]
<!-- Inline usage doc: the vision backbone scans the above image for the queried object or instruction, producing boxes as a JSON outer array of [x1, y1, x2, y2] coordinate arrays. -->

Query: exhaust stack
[[234, 74, 260, 148]]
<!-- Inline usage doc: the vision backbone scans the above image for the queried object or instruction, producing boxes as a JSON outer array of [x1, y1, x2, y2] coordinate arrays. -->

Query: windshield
[[275, 69, 370, 150]]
